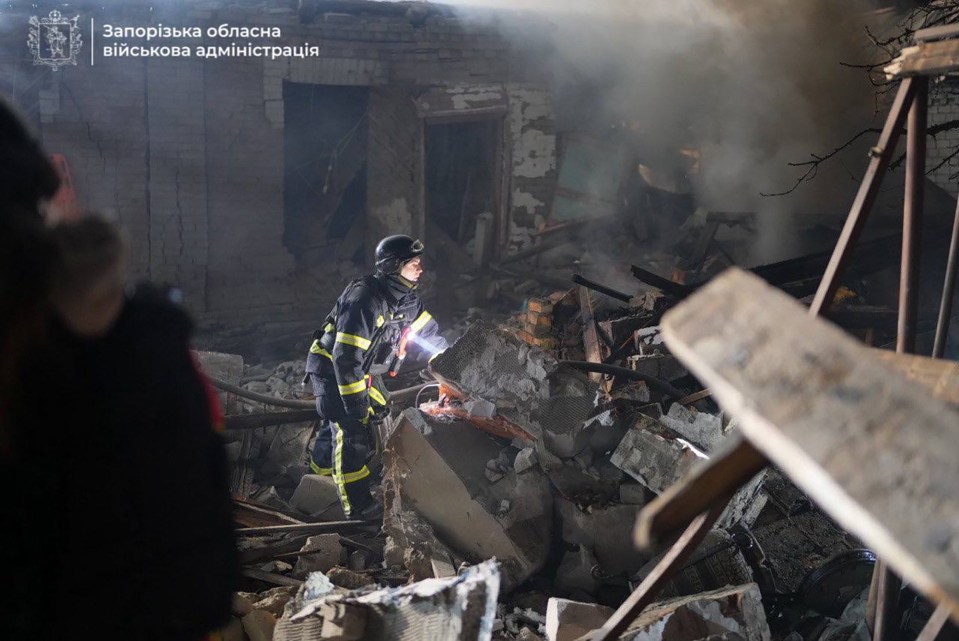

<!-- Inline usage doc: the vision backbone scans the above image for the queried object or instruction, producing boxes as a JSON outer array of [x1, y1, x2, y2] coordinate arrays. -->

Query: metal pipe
[[869, 76, 927, 641], [933, 196, 959, 358], [210, 376, 432, 409], [898, 76, 927, 355], [809, 77, 918, 316]]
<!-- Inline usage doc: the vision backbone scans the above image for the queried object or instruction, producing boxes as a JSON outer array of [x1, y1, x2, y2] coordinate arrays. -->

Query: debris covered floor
[[197, 269, 948, 641]]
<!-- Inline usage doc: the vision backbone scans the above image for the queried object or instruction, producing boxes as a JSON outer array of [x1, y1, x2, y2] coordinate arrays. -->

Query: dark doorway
[[283, 82, 369, 265], [424, 119, 500, 252]]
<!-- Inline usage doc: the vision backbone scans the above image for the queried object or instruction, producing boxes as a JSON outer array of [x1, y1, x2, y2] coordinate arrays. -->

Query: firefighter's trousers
[[308, 375, 374, 517]]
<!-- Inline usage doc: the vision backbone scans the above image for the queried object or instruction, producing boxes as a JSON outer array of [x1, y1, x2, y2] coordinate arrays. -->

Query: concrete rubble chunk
[[326, 567, 375, 591], [293, 534, 345, 577], [241, 609, 277, 641], [555, 545, 601, 596], [247, 586, 297, 618], [514, 446, 538, 473], [273, 560, 500, 641], [232, 593, 254, 617], [546, 462, 621, 499], [542, 415, 592, 458], [660, 403, 727, 453], [556, 497, 649, 576], [545, 598, 614, 641], [585, 409, 630, 455], [517, 628, 545, 641], [619, 483, 651, 506], [429, 320, 599, 442], [628, 353, 689, 383], [464, 397, 497, 418], [611, 415, 705, 494], [620, 583, 770, 641], [384, 408, 553, 591], [317, 602, 368, 641], [382, 497, 460, 582], [610, 381, 650, 404], [535, 438, 564, 472], [290, 474, 346, 520]]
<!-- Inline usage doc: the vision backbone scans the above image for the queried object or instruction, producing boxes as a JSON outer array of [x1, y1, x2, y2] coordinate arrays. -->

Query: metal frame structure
[[589, 25, 959, 641]]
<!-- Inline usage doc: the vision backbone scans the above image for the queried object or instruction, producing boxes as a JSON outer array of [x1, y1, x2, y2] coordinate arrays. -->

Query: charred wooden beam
[[571, 274, 632, 303], [629, 265, 693, 298]]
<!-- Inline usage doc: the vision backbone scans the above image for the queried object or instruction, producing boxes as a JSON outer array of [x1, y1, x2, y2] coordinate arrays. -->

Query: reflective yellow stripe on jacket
[[369, 386, 387, 406], [335, 332, 372, 350], [410, 311, 432, 334], [338, 378, 367, 396], [310, 339, 332, 359]]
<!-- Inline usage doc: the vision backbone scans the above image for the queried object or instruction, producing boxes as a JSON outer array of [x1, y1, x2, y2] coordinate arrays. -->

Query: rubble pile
[[373, 316, 874, 641], [200, 278, 896, 641]]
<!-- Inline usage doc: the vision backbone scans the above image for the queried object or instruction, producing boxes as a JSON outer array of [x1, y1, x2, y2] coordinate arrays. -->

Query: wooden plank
[[874, 350, 959, 409], [579, 286, 604, 383], [661, 268, 959, 623], [637, 350, 959, 553], [886, 40, 959, 79]]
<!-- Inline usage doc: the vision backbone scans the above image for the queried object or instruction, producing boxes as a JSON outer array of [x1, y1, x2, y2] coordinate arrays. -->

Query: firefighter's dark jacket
[[306, 272, 446, 421]]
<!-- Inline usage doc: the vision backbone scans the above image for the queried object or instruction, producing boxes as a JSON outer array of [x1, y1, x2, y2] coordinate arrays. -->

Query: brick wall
[[4, 1, 557, 335]]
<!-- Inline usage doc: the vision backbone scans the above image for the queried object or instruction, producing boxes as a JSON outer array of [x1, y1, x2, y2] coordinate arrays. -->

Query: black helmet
[[375, 235, 424, 274]]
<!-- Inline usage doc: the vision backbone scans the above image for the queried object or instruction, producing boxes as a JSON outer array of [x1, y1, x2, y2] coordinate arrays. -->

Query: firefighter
[[305, 234, 448, 519]]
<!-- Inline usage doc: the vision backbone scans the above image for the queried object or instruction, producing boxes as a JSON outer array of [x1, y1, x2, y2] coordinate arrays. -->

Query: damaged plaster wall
[[507, 85, 556, 252], [7, 1, 557, 332], [367, 88, 425, 251]]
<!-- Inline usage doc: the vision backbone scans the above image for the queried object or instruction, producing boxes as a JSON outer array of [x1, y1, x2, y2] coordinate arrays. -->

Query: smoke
[[445, 0, 889, 263]]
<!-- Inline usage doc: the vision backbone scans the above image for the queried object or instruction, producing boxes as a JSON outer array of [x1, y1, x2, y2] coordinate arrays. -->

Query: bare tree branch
[[760, 128, 884, 197]]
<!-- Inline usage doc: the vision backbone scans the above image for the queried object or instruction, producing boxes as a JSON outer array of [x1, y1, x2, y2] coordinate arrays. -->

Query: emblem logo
[[28, 10, 82, 70]]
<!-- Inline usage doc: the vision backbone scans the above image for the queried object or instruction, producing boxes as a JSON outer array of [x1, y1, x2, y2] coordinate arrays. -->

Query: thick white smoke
[[443, 0, 889, 262]]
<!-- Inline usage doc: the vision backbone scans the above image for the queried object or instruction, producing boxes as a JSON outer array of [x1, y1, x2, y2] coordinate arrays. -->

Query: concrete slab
[[545, 598, 614, 641], [290, 474, 345, 520], [293, 534, 345, 577], [384, 409, 553, 591], [660, 403, 727, 453]]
